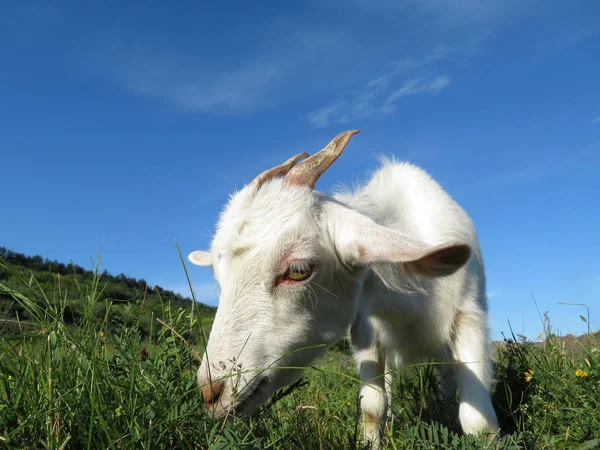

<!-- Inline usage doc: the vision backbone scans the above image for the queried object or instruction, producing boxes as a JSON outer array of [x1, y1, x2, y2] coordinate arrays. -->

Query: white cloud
[[71, 0, 544, 119], [120, 59, 284, 114], [305, 0, 543, 128], [84, 24, 357, 115], [79, 1, 505, 119], [385, 76, 450, 102], [308, 50, 451, 128]]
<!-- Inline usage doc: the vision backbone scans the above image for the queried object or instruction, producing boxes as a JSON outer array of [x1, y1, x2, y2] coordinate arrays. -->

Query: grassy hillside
[[0, 249, 598, 449], [0, 247, 216, 342]]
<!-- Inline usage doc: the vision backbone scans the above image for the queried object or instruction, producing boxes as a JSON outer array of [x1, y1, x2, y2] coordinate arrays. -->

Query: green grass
[[0, 253, 598, 449]]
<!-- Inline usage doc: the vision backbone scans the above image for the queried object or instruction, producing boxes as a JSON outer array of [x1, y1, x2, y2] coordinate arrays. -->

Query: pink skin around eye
[[277, 269, 305, 285], [272, 241, 316, 286], [275, 261, 312, 286]]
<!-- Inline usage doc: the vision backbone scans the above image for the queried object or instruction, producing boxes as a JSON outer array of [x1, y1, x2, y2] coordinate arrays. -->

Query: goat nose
[[201, 380, 224, 405]]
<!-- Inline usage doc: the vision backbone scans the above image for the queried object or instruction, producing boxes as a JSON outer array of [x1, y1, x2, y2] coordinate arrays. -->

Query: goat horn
[[284, 130, 359, 189], [251, 152, 309, 189]]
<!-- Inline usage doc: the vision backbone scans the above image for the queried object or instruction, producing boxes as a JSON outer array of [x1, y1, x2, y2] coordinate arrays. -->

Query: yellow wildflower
[[575, 369, 589, 378], [524, 369, 534, 382]]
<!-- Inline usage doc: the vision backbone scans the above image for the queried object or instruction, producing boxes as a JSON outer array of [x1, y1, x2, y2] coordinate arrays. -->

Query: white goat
[[188, 130, 499, 448]]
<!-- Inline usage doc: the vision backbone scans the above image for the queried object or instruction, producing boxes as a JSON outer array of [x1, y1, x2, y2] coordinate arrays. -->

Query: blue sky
[[2, 0, 599, 341]]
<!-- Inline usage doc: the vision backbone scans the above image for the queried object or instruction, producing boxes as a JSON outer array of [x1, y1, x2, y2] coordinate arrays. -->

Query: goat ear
[[188, 251, 213, 267], [332, 209, 471, 277]]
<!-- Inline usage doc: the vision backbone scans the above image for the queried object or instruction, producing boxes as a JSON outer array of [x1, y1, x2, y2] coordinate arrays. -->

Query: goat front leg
[[350, 313, 387, 449], [451, 310, 500, 438], [384, 363, 396, 420]]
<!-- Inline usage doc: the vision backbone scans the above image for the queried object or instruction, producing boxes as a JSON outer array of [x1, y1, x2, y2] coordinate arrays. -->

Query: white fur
[[189, 155, 499, 448]]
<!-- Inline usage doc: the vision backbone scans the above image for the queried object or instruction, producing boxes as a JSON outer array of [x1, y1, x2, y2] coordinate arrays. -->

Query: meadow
[[0, 249, 598, 449]]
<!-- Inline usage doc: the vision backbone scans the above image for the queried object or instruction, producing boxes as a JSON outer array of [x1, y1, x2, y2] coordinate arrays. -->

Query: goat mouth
[[209, 378, 269, 419], [234, 378, 269, 414]]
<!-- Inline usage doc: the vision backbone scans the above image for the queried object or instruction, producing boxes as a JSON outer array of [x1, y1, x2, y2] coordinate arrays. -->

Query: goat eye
[[285, 262, 312, 282]]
